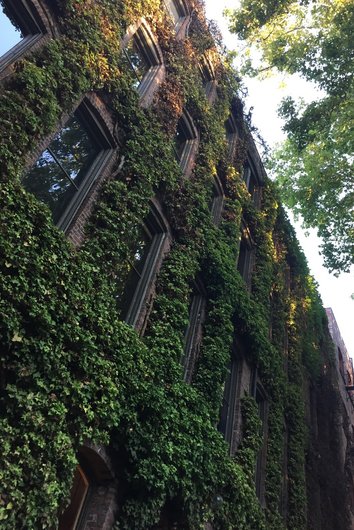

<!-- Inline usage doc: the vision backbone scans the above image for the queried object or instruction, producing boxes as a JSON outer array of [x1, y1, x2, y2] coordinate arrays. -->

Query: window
[[174, 110, 198, 175], [237, 225, 254, 290], [219, 353, 240, 444], [0, 0, 43, 71], [242, 161, 261, 205], [23, 101, 114, 231], [338, 347, 345, 381], [225, 113, 239, 158], [163, 0, 188, 29], [123, 22, 164, 102], [182, 282, 206, 383], [118, 204, 167, 328], [199, 54, 217, 102], [254, 382, 268, 504], [210, 175, 224, 225], [58, 466, 89, 530], [59, 446, 117, 530]]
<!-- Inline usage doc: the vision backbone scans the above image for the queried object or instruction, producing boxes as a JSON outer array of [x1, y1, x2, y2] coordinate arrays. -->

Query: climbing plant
[[0, 0, 337, 529]]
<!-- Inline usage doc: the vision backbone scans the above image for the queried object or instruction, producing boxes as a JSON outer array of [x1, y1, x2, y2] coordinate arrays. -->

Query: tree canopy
[[227, 0, 354, 272]]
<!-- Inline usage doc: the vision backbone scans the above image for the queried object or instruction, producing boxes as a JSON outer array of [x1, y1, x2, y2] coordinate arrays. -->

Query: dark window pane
[[218, 361, 232, 436], [118, 225, 152, 317], [49, 116, 98, 186], [225, 118, 234, 136], [132, 228, 151, 275], [183, 294, 205, 382], [23, 149, 76, 224], [218, 357, 239, 442], [243, 165, 257, 199], [175, 120, 188, 161], [0, 9, 22, 56], [125, 33, 150, 87], [237, 240, 247, 279]]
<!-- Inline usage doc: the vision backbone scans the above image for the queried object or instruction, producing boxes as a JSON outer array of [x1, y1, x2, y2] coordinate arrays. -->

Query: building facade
[[0, 0, 352, 529]]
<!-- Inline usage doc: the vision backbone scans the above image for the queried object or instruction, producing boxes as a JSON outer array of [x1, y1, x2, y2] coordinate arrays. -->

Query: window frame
[[23, 98, 116, 233], [245, 136, 267, 208], [199, 53, 217, 103], [225, 112, 239, 159], [123, 203, 168, 328], [253, 378, 268, 505], [210, 174, 224, 225], [219, 350, 241, 445], [58, 445, 117, 530], [242, 158, 262, 207], [163, 0, 189, 33], [174, 109, 199, 176], [182, 280, 206, 383], [123, 20, 164, 105], [0, 0, 45, 72], [237, 222, 255, 290]]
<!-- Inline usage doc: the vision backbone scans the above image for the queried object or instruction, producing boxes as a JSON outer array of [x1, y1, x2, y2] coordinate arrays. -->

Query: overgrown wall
[[0, 1, 350, 529]]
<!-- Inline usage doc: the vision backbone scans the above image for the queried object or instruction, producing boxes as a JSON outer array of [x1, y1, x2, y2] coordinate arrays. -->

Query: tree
[[226, 0, 354, 272]]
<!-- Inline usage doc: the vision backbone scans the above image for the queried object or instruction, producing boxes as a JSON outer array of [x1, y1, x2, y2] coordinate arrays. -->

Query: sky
[[204, 0, 354, 357]]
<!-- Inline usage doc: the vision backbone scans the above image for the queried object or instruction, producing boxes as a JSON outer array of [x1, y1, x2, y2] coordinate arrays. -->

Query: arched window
[[118, 202, 169, 329], [58, 445, 117, 530], [210, 174, 224, 225], [225, 112, 239, 158], [23, 98, 116, 232], [174, 110, 199, 176], [219, 351, 240, 444], [199, 53, 217, 103], [163, 0, 189, 37], [182, 280, 206, 383], [123, 20, 165, 106], [237, 223, 255, 291], [338, 347, 345, 380]]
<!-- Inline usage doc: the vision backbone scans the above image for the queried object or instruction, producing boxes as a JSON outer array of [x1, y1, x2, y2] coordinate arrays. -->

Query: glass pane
[[23, 114, 99, 223], [49, 116, 97, 187], [164, 0, 181, 24], [200, 62, 211, 85], [237, 241, 248, 280], [174, 120, 187, 161], [0, 8, 22, 56], [132, 227, 151, 275], [118, 226, 152, 317], [125, 34, 150, 87], [23, 149, 76, 223]]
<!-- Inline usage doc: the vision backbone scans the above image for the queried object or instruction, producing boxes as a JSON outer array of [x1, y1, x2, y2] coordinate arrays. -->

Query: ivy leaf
[[11, 332, 23, 343]]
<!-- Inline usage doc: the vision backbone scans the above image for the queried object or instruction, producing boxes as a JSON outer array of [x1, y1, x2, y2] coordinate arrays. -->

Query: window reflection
[[23, 115, 98, 223], [0, 8, 22, 56], [124, 30, 151, 88], [164, 0, 182, 24], [118, 225, 152, 317]]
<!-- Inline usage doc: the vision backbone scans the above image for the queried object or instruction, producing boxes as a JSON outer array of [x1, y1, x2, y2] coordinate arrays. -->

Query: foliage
[[227, 0, 354, 272], [0, 0, 339, 528]]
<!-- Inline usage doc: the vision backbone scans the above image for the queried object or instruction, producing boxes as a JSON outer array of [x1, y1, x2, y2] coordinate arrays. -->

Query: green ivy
[[0, 0, 336, 528]]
